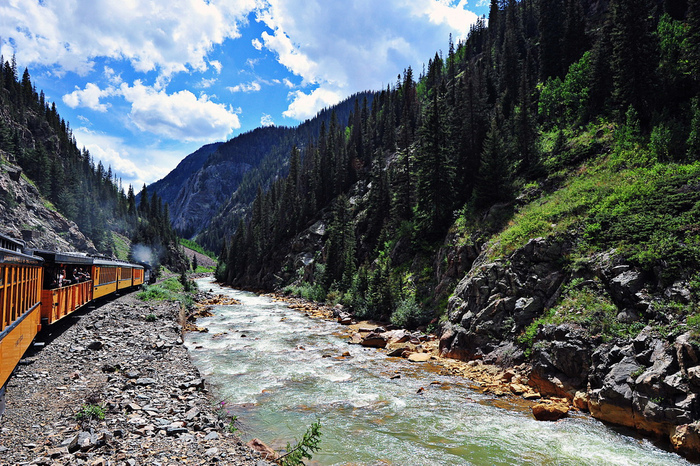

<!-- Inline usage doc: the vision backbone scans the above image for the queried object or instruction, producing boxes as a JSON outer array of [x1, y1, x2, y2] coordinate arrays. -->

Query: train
[[0, 232, 147, 413]]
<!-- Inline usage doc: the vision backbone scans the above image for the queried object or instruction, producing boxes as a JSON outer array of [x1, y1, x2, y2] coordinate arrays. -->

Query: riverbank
[[0, 290, 271, 466], [268, 294, 573, 421]]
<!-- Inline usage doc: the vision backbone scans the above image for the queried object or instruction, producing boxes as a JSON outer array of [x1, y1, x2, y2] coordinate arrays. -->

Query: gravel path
[[0, 291, 272, 466]]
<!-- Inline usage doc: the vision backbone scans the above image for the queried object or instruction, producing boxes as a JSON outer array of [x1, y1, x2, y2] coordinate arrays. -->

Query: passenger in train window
[[72, 268, 81, 283]]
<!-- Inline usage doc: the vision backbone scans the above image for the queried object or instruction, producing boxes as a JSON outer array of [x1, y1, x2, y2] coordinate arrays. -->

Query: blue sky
[[1, 0, 488, 190]]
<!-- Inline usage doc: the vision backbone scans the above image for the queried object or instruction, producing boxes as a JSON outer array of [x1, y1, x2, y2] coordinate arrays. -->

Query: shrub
[[390, 296, 425, 328], [276, 420, 322, 466], [75, 404, 105, 422]]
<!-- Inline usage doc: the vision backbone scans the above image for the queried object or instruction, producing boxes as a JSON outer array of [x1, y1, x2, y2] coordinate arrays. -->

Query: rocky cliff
[[439, 235, 700, 458], [0, 157, 96, 252], [145, 127, 292, 239]]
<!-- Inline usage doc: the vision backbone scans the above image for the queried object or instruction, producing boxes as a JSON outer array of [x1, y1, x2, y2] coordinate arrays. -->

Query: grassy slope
[[470, 120, 700, 344]]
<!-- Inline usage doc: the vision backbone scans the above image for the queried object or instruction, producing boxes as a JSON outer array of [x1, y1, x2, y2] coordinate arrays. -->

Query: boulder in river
[[360, 332, 388, 348], [532, 402, 569, 421]]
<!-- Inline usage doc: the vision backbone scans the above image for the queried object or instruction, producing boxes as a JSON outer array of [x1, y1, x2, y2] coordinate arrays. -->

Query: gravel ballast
[[0, 291, 272, 466]]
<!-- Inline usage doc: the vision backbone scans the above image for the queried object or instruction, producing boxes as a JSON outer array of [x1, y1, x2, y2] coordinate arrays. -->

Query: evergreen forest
[[0, 58, 181, 269], [214, 0, 700, 329]]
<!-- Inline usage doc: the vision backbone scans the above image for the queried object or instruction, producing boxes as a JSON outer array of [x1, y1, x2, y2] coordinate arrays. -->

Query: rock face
[[587, 331, 700, 445], [440, 237, 569, 362], [438, 234, 700, 458], [145, 126, 291, 238], [0, 159, 96, 252]]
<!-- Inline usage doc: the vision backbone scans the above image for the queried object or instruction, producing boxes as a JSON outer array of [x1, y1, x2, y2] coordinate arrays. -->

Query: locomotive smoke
[[131, 244, 154, 265]]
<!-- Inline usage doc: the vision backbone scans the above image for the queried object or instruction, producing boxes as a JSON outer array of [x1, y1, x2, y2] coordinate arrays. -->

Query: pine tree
[[687, 0, 700, 91], [473, 117, 512, 208], [609, 0, 657, 122], [538, 0, 565, 80]]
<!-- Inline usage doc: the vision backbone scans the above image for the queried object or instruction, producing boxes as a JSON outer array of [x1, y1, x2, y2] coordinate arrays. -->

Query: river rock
[[532, 402, 569, 421], [360, 332, 388, 348], [407, 352, 432, 362], [247, 438, 278, 461]]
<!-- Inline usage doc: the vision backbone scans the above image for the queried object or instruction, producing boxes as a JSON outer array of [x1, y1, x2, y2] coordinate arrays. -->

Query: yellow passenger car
[[0, 236, 43, 393], [35, 251, 94, 325]]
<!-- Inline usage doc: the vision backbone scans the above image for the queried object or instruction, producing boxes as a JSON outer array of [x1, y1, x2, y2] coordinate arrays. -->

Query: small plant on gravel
[[275, 420, 322, 466], [227, 415, 239, 434], [145, 313, 157, 322], [75, 404, 105, 422]]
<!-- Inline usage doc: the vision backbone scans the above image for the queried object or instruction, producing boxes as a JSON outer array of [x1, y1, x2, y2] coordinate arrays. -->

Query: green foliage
[[138, 277, 194, 309], [538, 52, 592, 127], [180, 269, 196, 292], [583, 162, 700, 282], [75, 404, 105, 422], [276, 420, 322, 466], [180, 238, 217, 259], [138, 284, 178, 302], [390, 295, 426, 329], [144, 313, 157, 322], [227, 415, 239, 434], [631, 365, 646, 378], [687, 314, 700, 340], [283, 282, 326, 302], [111, 232, 131, 261], [520, 280, 646, 353]]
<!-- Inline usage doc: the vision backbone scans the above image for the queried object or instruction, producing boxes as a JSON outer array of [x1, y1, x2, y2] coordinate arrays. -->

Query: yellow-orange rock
[[532, 402, 569, 421], [407, 352, 432, 362], [573, 391, 589, 411], [246, 438, 278, 460], [672, 423, 700, 459]]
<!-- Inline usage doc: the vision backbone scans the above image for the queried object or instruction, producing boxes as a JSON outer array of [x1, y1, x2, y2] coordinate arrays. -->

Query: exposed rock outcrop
[[440, 237, 570, 361], [439, 234, 700, 458], [0, 159, 96, 252]]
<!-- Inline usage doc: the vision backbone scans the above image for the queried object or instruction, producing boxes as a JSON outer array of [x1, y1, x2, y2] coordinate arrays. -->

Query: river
[[185, 277, 691, 465]]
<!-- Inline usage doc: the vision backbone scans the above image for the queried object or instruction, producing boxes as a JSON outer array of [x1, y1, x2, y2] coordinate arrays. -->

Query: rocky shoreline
[[272, 295, 573, 423], [0, 290, 272, 466]]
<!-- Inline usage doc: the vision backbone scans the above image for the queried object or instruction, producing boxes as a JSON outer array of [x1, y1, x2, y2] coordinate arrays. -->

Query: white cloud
[[260, 114, 274, 126], [227, 81, 262, 93], [119, 81, 241, 141], [210, 60, 223, 74], [63, 83, 115, 112], [251, 38, 263, 50], [60, 80, 240, 140], [0, 0, 259, 77], [255, 0, 480, 120], [73, 127, 177, 188], [283, 88, 343, 120], [283, 78, 294, 88], [198, 77, 218, 88]]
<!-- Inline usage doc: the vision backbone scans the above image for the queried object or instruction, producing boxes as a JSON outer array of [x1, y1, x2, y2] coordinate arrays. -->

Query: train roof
[[92, 258, 144, 268], [34, 250, 94, 265], [0, 247, 44, 266], [0, 232, 25, 253], [33, 250, 143, 269]]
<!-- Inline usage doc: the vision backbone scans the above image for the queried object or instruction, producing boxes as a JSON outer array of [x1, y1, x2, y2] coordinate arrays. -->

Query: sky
[[1, 0, 488, 190]]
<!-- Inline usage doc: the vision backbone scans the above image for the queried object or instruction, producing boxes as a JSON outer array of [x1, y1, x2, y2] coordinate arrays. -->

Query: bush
[[75, 404, 105, 422], [390, 296, 425, 328]]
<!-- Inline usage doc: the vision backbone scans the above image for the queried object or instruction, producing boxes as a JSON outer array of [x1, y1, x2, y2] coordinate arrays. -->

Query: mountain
[[143, 141, 223, 210], [146, 92, 375, 245]]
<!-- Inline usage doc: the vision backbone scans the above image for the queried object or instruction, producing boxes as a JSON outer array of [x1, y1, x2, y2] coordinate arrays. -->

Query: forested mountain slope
[[154, 92, 376, 247], [0, 59, 183, 270], [214, 0, 700, 456]]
